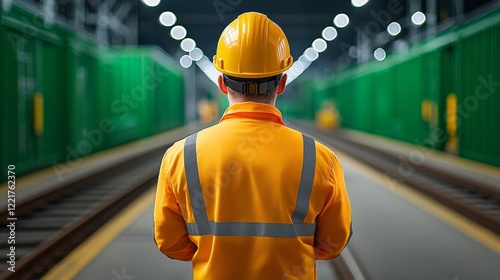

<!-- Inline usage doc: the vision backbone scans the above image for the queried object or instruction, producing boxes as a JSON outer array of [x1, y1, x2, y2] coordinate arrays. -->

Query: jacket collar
[[220, 102, 285, 125]]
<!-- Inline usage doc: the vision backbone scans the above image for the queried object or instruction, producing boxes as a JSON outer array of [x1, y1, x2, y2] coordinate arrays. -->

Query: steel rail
[[0, 145, 170, 280]]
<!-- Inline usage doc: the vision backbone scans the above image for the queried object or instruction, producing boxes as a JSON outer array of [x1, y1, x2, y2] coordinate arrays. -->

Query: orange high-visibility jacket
[[154, 102, 352, 280]]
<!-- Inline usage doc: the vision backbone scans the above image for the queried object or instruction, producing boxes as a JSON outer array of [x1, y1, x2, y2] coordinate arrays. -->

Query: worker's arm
[[314, 152, 352, 260], [154, 153, 196, 261]]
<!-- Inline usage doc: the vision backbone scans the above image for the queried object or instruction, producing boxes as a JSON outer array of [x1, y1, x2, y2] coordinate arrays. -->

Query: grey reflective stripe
[[185, 221, 213, 235], [184, 133, 208, 223], [183, 133, 317, 237], [186, 221, 316, 238], [292, 134, 316, 223]]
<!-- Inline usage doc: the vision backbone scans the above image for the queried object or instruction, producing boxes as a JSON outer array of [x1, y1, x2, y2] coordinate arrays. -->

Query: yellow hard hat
[[213, 12, 293, 79]]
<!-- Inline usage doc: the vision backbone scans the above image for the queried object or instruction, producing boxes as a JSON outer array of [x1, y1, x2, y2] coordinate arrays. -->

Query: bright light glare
[[189, 48, 203, 61], [322, 26, 338, 41], [351, 0, 369, 7], [285, 56, 313, 86], [374, 48, 386, 61], [411, 11, 426, 25], [180, 55, 192, 68], [304, 47, 319, 61], [142, 0, 161, 7], [312, 38, 327, 53], [334, 13, 349, 28], [387, 22, 401, 36], [159, 12, 176, 27], [170, 25, 187, 40], [180, 38, 196, 52], [298, 55, 311, 65], [196, 56, 212, 72]]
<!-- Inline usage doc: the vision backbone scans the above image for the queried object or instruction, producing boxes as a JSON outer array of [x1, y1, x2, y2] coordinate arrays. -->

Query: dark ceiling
[[137, 0, 496, 73], [16, 0, 497, 73]]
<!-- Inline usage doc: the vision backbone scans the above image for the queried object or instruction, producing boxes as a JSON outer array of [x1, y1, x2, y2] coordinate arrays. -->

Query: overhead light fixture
[[374, 48, 386, 61], [159, 11, 176, 27], [322, 26, 338, 41], [411, 11, 426, 26], [142, 0, 161, 7], [180, 55, 192, 68], [170, 25, 187, 40], [387, 22, 401, 36], [189, 48, 203, 61], [351, 0, 369, 8], [304, 47, 319, 61], [334, 13, 349, 28], [180, 38, 196, 52], [312, 38, 327, 53]]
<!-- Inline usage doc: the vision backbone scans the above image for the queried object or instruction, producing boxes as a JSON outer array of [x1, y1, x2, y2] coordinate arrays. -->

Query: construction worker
[[154, 12, 352, 280]]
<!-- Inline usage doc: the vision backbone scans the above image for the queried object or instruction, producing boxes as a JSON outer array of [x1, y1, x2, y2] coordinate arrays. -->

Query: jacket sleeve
[[314, 152, 352, 260], [154, 153, 197, 261]]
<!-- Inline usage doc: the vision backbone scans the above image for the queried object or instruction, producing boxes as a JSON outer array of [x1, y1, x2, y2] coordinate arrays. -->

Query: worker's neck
[[228, 99, 276, 107], [227, 91, 277, 107]]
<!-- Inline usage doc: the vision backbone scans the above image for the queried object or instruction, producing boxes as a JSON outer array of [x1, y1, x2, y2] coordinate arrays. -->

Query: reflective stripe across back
[[183, 133, 316, 237], [185, 221, 316, 238]]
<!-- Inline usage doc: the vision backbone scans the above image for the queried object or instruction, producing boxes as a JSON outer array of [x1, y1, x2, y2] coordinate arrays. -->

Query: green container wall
[[66, 34, 102, 155], [424, 50, 447, 151], [296, 80, 317, 120], [333, 78, 353, 128], [351, 72, 374, 133], [100, 48, 149, 147], [98, 47, 185, 149], [457, 12, 500, 166], [394, 57, 425, 141], [1, 6, 67, 175], [152, 51, 185, 133], [325, 47, 458, 149]]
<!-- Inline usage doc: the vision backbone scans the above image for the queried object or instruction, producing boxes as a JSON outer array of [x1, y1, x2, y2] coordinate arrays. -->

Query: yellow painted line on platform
[[336, 150, 500, 254], [42, 187, 156, 280]]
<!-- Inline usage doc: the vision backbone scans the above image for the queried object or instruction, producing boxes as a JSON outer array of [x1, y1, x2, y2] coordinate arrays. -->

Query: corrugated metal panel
[[66, 34, 102, 155], [351, 72, 375, 133], [372, 68, 396, 138], [458, 20, 500, 166], [394, 57, 427, 142]]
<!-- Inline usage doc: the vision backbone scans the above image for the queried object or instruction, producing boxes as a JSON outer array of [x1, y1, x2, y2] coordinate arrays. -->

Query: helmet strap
[[223, 74, 281, 95]]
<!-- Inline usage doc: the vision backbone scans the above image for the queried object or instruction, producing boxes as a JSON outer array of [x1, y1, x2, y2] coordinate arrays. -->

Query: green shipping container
[[98, 47, 185, 149], [1, 5, 67, 176]]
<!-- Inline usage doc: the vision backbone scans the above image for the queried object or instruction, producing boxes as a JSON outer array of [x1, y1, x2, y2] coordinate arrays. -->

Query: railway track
[[291, 121, 500, 235], [0, 144, 171, 280]]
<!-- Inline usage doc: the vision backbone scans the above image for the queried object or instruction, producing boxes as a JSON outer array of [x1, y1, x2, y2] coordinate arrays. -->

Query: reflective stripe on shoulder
[[183, 133, 317, 237], [292, 134, 316, 223], [184, 133, 209, 223]]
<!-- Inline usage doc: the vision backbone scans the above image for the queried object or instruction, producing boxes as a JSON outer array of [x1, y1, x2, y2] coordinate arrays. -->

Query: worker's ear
[[276, 74, 287, 95], [218, 75, 228, 95]]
